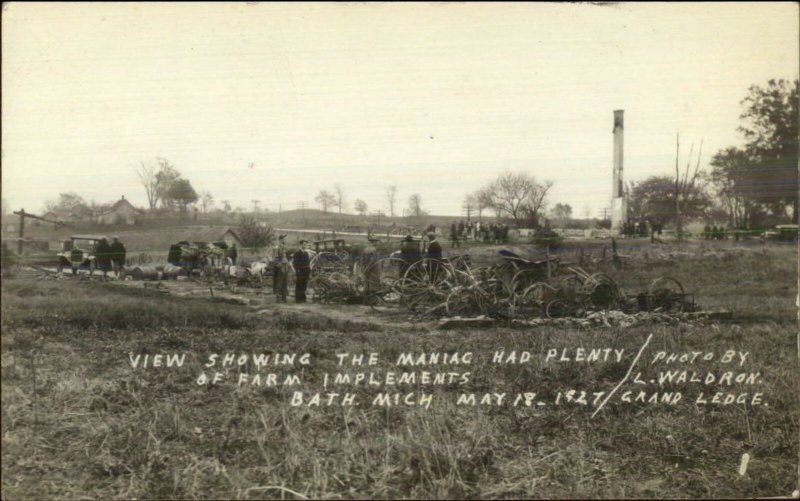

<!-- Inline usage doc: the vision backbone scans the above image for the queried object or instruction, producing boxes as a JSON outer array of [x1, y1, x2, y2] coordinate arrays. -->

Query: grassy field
[[1, 243, 798, 499]]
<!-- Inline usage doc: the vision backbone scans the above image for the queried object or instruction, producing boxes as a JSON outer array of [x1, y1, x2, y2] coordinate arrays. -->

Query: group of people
[[399, 232, 442, 275], [94, 236, 127, 277], [703, 225, 729, 240], [271, 235, 313, 303], [449, 220, 509, 248], [621, 219, 664, 241]]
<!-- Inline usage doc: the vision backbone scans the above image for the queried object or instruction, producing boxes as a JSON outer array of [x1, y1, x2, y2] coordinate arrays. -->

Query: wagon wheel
[[556, 275, 583, 300], [400, 258, 456, 311], [309, 275, 334, 303], [513, 282, 556, 318], [546, 298, 583, 319], [648, 276, 685, 312], [510, 268, 548, 297], [585, 274, 622, 310], [311, 252, 346, 277], [364, 257, 406, 302], [445, 287, 472, 316]]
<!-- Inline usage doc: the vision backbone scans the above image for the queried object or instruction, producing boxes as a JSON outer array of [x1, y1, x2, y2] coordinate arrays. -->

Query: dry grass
[[1, 243, 798, 499]]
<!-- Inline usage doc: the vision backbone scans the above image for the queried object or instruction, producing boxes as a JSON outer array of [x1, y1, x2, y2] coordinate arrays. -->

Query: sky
[[2, 2, 798, 217]]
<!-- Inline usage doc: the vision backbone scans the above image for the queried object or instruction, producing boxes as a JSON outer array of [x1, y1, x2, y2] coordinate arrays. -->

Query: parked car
[[762, 224, 799, 242], [57, 235, 107, 274]]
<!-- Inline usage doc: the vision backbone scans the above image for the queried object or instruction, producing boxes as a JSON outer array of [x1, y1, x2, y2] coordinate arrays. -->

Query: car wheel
[[71, 266, 77, 275]]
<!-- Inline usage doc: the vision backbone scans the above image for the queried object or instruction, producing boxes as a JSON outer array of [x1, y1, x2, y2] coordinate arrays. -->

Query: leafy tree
[[354, 199, 368, 216], [407, 193, 428, 221], [709, 147, 759, 228], [737, 79, 798, 221], [315, 190, 336, 212], [628, 175, 710, 226], [154, 158, 182, 210], [550, 203, 573, 221], [45, 192, 89, 216], [167, 178, 198, 213], [237, 214, 274, 252]]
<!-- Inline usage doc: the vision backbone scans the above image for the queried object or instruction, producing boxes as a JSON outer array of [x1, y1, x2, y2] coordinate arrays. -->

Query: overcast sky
[[2, 2, 798, 217]]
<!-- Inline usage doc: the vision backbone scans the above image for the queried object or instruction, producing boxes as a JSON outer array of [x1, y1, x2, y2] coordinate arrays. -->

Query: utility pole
[[297, 201, 307, 228]]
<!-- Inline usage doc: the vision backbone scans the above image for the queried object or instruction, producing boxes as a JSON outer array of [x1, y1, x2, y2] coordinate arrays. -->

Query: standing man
[[399, 234, 420, 276], [425, 232, 443, 282], [228, 243, 238, 266], [110, 236, 127, 279], [272, 235, 289, 303], [450, 222, 460, 249], [95, 237, 112, 277], [292, 240, 311, 303]]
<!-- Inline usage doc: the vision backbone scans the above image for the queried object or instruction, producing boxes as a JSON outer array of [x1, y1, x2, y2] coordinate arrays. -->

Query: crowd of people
[[448, 220, 510, 248]]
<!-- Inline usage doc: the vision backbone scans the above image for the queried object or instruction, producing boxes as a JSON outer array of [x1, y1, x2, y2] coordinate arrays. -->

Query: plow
[[296, 249, 696, 320]]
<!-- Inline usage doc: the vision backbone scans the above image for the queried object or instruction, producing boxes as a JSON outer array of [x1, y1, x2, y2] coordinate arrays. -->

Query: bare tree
[[221, 200, 231, 212], [478, 172, 554, 225], [354, 199, 368, 216], [386, 185, 397, 217], [333, 184, 346, 215], [315, 190, 336, 212], [674, 134, 705, 240], [200, 191, 214, 213], [136, 160, 158, 210]]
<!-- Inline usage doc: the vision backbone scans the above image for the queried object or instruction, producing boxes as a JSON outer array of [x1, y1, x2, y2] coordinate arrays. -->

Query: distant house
[[170, 226, 243, 248], [96, 196, 144, 225]]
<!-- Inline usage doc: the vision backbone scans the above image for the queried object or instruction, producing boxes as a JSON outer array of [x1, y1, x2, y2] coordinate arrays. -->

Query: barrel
[[131, 266, 160, 281]]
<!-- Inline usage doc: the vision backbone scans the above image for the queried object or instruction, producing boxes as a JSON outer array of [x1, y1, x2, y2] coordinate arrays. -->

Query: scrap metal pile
[[303, 249, 696, 320], [127, 243, 696, 321]]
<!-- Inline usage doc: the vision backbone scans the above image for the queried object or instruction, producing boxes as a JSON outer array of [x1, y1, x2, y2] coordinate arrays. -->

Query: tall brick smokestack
[[610, 110, 627, 231], [612, 110, 624, 198]]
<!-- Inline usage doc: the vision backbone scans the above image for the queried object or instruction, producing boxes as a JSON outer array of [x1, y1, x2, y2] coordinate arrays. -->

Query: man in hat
[[95, 237, 112, 277], [425, 232, 444, 281], [292, 240, 312, 303], [399, 234, 420, 276], [110, 236, 127, 279], [272, 235, 289, 302]]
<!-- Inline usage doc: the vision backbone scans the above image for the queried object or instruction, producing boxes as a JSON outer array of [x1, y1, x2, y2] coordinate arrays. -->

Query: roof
[[167, 226, 243, 244], [70, 234, 109, 241], [99, 197, 144, 215]]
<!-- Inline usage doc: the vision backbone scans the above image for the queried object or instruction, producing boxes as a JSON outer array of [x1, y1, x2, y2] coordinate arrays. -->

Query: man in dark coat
[[228, 243, 238, 265], [399, 234, 421, 276], [425, 232, 444, 282], [272, 235, 289, 302], [292, 240, 311, 303], [95, 238, 112, 277], [110, 236, 127, 279]]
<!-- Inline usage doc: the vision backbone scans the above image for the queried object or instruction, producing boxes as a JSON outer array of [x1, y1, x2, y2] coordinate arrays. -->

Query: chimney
[[612, 110, 624, 199]]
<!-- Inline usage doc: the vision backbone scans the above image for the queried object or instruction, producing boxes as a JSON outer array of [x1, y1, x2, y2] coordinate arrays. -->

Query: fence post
[[546, 244, 551, 280]]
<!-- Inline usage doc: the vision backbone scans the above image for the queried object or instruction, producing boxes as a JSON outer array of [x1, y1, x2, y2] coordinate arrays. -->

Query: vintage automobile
[[762, 224, 799, 242], [57, 235, 107, 274]]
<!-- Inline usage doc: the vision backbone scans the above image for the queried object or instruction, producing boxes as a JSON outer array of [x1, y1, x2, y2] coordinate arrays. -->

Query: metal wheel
[[585, 274, 622, 310], [400, 258, 456, 311], [648, 276, 685, 312], [514, 282, 556, 318], [546, 298, 583, 319]]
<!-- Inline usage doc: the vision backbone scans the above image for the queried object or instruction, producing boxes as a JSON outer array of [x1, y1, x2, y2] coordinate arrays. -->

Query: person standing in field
[[272, 235, 289, 302], [95, 237, 112, 277], [292, 240, 311, 303], [399, 234, 420, 276], [228, 243, 238, 265], [110, 236, 127, 279], [450, 222, 460, 249]]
